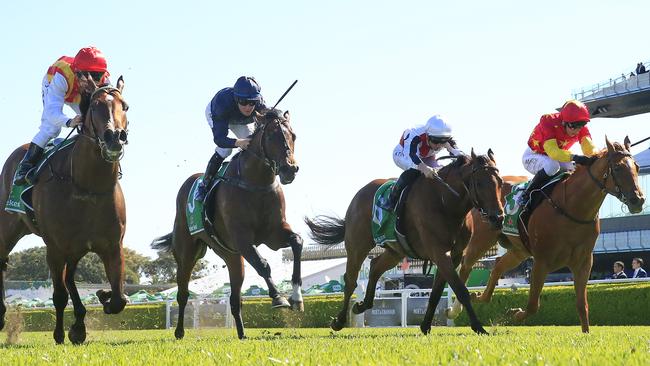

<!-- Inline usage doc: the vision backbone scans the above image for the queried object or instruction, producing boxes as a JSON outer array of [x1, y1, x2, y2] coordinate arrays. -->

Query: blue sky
[[1, 1, 649, 279]]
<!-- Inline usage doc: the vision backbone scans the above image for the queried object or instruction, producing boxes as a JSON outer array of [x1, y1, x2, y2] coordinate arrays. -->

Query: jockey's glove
[[447, 138, 458, 149], [417, 162, 438, 179], [571, 154, 592, 166]]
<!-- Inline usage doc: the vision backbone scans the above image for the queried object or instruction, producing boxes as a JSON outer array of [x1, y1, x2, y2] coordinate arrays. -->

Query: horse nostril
[[118, 129, 128, 143], [294, 165, 299, 173], [103, 130, 114, 143]]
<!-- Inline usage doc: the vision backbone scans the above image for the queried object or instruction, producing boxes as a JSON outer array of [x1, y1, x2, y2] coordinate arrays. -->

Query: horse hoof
[[54, 330, 65, 345], [174, 327, 185, 340], [330, 318, 344, 332], [351, 302, 364, 315], [271, 296, 290, 309], [420, 324, 431, 335], [289, 298, 304, 312], [472, 325, 489, 335], [68, 324, 87, 345], [238, 334, 247, 340], [470, 292, 481, 302], [96, 290, 111, 305], [0, 317, 4, 331]]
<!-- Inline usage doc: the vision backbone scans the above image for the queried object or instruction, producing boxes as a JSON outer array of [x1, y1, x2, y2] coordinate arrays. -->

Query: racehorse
[[446, 137, 645, 333], [152, 110, 302, 340], [0, 75, 129, 344], [305, 150, 504, 335]]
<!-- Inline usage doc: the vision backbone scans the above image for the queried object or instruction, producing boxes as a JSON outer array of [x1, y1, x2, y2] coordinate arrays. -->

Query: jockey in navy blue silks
[[196, 76, 269, 201]]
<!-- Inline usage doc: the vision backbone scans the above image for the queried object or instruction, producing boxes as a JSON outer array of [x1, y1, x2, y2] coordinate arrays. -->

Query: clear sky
[[1, 1, 649, 282]]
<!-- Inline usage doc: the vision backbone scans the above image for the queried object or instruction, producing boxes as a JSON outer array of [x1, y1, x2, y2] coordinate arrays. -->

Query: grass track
[[1, 326, 649, 365]]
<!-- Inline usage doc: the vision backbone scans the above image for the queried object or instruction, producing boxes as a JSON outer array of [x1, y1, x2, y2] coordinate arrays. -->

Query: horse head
[[595, 136, 645, 213], [251, 109, 299, 185], [78, 74, 129, 163], [462, 149, 504, 229]]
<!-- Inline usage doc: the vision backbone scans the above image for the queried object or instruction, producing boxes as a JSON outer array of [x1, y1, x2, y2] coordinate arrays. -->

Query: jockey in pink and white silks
[[379, 115, 464, 211]]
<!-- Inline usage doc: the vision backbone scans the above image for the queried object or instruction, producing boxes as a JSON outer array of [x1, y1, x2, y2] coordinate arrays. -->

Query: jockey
[[14, 46, 110, 185], [195, 76, 269, 201], [518, 100, 596, 205], [378, 115, 464, 211]]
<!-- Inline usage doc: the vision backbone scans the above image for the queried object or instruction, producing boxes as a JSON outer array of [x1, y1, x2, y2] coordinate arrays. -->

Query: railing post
[[193, 299, 200, 328], [401, 290, 408, 327], [225, 296, 233, 328], [446, 286, 454, 327], [165, 300, 172, 329]]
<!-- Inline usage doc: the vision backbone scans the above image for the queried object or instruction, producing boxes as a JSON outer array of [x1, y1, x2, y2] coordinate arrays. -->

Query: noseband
[[81, 86, 128, 163], [464, 163, 502, 218], [244, 117, 293, 176]]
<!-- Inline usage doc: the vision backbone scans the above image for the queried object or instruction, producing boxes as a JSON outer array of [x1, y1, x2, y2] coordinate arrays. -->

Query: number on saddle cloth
[[186, 161, 231, 234]]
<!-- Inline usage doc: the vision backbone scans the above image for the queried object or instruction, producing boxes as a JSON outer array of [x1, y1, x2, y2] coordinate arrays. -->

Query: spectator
[[621, 73, 626, 81], [612, 261, 627, 279], [636, 62, 647, 74], [631, 258, 647, 278], [630, 72, 635, 78]]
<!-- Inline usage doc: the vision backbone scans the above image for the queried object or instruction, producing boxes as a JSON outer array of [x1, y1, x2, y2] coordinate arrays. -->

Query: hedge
[[11, 304, 166, 332], [454, 282, 650, 326], [241, 294, 349, 328]]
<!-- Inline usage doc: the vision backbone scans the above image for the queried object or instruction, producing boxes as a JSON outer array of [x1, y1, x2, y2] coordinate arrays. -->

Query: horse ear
[[470, 148, 477, 159], [488, 148, 496, 162], [284, 110, 290, 121], [624, 135, 631, 151], [117, 75, 125, 93], [605, 135, 615, 152]]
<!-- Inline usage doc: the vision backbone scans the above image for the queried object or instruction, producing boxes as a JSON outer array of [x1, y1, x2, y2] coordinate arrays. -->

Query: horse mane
[[438, 154, 471, 178]]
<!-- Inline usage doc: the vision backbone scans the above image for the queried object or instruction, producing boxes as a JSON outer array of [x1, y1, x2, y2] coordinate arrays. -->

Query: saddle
[[502, 172, 570, 236], [5, 137, 77, 215], [371, 180, 420, 258]]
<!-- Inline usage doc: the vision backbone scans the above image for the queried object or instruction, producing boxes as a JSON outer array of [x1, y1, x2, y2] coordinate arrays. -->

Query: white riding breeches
[[522, 147, 574, 176], [205, 103, 255, 159]]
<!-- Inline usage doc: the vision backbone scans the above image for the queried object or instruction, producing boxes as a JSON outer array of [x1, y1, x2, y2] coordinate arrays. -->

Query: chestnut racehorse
[[0, 76, 129, 344], [305, 150, 504, 335], [447, 137, 645, 333], [152, 110, 303, 340]]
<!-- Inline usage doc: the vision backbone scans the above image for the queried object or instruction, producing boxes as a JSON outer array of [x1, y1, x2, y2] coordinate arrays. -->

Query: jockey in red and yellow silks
[[518, 100, 596, 205], [14, 47, 110, 186]]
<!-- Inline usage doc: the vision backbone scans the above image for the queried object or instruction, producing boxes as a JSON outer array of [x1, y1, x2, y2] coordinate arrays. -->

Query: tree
[[144, 251, 209, 284], [5, 246, 160, 284], [6, 246, 49, 281]]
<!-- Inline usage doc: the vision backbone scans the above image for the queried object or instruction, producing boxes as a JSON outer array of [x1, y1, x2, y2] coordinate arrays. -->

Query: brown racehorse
[[446, 137, 645, 333], [152, 110, 302, 340], [0, 75, 129, 344], [305, 150, 504, 335]]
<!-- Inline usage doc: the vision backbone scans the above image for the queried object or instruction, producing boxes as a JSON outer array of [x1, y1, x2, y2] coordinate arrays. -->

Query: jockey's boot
[[196, 153, 224, 202], [378, 169, 420, 211], [517, 169, 551, 207], [13, 143, 44, 186]]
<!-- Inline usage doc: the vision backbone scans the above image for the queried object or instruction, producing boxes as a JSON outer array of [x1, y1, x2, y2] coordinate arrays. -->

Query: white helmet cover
[[424, 115, 452, 137]]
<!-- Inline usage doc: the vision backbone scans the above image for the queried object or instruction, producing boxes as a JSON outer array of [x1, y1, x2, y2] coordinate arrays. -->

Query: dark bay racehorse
[[0, 75, 129, 344], [447, 137, 645, 333], [152, 110, 302, 340], [305, 150, 504, 335]]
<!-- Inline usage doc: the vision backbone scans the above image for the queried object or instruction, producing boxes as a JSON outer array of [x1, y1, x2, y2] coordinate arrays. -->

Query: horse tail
[[304, 215, 346, 245], [151, 232, 173, 252]]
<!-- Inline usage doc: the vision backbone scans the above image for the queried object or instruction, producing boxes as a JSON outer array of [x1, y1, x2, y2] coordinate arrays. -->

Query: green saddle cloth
[[186, 162, 230, 235], [5, 138, 76, 214], [371, 180, 398, 247], [502, 172, 570, 235]]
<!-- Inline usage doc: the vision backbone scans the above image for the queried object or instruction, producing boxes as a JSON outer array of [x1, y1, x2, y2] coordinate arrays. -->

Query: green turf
[[1, 327, 648, 365]]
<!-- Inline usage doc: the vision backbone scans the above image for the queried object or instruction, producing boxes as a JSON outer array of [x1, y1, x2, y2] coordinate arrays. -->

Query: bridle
[[80, 86, 129, 163], [243, 116, 294, 176], [464, 162, 502, 219], [587, 150, 635, 204]]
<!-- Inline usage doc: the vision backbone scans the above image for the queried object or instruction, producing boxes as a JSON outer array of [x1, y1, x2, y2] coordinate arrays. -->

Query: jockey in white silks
[[379, 115, 464, 211]]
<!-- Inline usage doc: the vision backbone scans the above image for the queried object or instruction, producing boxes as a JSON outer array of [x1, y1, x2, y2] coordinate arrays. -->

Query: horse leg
[[570, 256, 593, 333], [173, 239, 200, 340], [435, 252, 488, 335], [0, 258, 6, 331], [96, 245, 127, 314], [511, 262, 548, 322], [46, 250, 68, 344], [287, 230, 304, 311], [237, 241, 288, 308], [476, 250, 527, 303], [420, 272, 447, 335], [226, 255, 246, 339], [65, 259, 87, 344], [331, 243, 367, 331], [0, 211, 28, 330], [352, 249, 402, 314]]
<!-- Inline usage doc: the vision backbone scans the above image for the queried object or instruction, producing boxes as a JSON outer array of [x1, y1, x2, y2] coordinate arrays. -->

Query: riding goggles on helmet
[[237, 98, 257, 107], [565, 121, 588, 129], [428, 135, 451, 144]]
